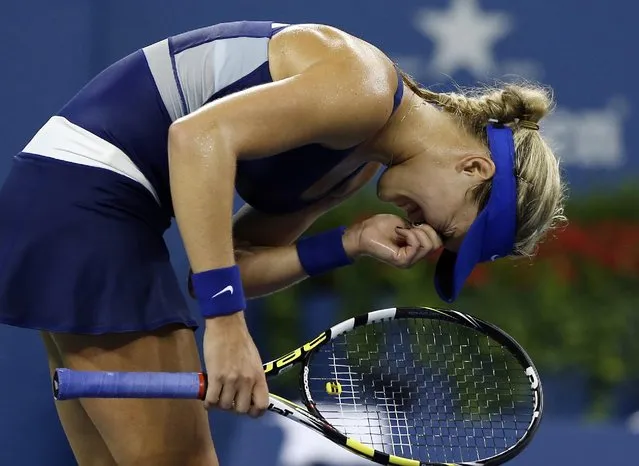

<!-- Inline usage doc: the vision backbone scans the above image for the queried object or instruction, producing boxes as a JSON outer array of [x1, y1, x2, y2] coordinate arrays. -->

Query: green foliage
[[258, 184, 639, 417]]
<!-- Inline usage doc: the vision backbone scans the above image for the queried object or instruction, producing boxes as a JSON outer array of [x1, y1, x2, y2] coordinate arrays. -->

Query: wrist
[[205, 311, 245, 328], [191, 265, 246, 319], [296, 226, 354, 277]]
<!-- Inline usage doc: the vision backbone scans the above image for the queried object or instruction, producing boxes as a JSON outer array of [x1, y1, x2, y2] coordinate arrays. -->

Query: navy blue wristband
[[296, 226, 354, 277], [191, 265, 246, 318]]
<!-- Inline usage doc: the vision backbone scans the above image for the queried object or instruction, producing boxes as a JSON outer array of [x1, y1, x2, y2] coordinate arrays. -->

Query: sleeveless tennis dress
[[0, 21, 403, 334]]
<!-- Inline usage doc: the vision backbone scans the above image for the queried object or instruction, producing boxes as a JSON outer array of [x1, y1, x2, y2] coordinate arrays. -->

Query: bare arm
[[186, 163, 382, 298], [185, 204, 315, 299], [170, 29, 396, 288], [168, 25, 397, 415]]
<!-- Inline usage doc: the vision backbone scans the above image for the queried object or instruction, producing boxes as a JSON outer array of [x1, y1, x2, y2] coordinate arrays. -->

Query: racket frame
[[261, 306, 543, 466]]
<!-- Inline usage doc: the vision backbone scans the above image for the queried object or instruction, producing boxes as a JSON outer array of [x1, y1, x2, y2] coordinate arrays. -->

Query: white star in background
[[414, 0, 513, 78]]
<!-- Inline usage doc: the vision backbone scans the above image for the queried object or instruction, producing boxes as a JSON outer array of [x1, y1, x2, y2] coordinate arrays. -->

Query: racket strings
[[305, 317, 534, 464]]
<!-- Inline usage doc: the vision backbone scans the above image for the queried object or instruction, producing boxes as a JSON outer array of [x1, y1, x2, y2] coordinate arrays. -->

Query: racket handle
[[53, 369, 207, 401]]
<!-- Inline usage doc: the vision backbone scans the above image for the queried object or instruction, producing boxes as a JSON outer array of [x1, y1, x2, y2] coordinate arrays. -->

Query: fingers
[[394, 227, 421, 267], [203, 378, 222, 410], [394, 223, 443, 267], [249, 377, 270, 418], [233, 383, 254, 414], [411, 223, 443, 256], [207, 371, 267, 416], [405, 228, 431, 263], [217, 373, 242, 411]]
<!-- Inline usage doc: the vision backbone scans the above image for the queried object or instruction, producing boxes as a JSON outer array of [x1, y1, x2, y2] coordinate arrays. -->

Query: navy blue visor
[[434, 121, 518, 302]]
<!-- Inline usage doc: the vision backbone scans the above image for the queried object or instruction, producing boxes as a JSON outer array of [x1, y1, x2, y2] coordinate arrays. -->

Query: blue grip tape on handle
[[54, 369, 205, 400]]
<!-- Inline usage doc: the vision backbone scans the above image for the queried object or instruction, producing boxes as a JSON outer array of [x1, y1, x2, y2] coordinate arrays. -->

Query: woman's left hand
[[343, 214, 443, 269]]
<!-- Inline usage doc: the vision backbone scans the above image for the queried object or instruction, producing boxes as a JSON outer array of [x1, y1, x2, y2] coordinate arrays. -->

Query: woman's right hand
[[202, 312, 269, 418], [343, 214, 443, 269]]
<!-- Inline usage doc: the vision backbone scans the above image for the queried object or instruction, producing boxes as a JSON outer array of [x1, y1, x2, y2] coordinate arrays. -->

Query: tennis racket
[[53, 306, 542, 465]]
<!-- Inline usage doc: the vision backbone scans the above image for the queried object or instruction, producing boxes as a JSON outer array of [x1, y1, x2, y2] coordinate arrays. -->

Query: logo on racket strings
[[525, 366, 541, 416]]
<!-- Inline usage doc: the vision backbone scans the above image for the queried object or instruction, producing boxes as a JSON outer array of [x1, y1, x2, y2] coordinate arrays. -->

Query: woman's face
[[372, 98, 496, 251], [376, 150, 494, 251]]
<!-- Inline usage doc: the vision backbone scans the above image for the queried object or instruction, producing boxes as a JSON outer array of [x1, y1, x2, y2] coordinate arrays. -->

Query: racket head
[[298, 306, 543, 466]]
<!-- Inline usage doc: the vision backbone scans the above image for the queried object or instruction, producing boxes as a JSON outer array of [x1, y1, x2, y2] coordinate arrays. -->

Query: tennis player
[[0, 21, 565, 465]]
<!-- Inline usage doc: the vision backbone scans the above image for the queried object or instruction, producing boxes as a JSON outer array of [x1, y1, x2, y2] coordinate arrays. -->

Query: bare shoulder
[[174, 23, 403, 155], [269, 23, 398, 101]]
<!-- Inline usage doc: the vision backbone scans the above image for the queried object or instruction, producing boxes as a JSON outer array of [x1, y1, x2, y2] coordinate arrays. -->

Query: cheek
[[418, 185, 468, 223], [421, 198, 450, 225], [414, 181, 455, 212], [377, 166, 415, 198]]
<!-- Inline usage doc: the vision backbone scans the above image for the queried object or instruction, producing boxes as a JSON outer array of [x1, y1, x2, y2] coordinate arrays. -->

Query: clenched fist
[[343, 214, 443, 268], [203, 313, 269, 418]]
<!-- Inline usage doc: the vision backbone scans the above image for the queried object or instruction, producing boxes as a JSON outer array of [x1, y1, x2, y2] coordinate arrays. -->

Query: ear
[[455, 154, 495, 181]]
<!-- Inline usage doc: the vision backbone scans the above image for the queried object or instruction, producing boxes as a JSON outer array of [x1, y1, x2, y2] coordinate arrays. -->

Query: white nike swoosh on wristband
[[210, 285, 234, 300]]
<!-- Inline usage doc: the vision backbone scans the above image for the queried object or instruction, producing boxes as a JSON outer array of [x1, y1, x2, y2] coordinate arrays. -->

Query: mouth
[[395, 198, 425, 224]]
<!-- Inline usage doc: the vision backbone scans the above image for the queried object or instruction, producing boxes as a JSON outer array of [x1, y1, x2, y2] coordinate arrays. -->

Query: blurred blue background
[[1, 1, 638, 464]]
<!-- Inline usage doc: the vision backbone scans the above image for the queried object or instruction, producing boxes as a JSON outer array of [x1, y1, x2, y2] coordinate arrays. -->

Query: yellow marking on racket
[[345, 438, 421, 465], [325, 381, 342, 395], [388, 455, 421, 466], [345, 438, 375, 458]]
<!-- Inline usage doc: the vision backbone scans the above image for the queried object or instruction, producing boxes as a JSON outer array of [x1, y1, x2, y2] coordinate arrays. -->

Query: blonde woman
[[0, 21, 565, 466]]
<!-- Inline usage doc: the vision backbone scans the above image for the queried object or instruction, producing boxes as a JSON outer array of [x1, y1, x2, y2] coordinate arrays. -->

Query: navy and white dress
[[0, 21, 403, 334]]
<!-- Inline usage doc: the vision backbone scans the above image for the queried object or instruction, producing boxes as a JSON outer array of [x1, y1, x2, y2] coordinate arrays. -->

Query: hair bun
[[494, 85, 554, 124]]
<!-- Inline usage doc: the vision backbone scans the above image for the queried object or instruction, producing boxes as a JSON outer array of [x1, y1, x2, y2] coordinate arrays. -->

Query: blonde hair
[[400, 71, 567, 256]]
